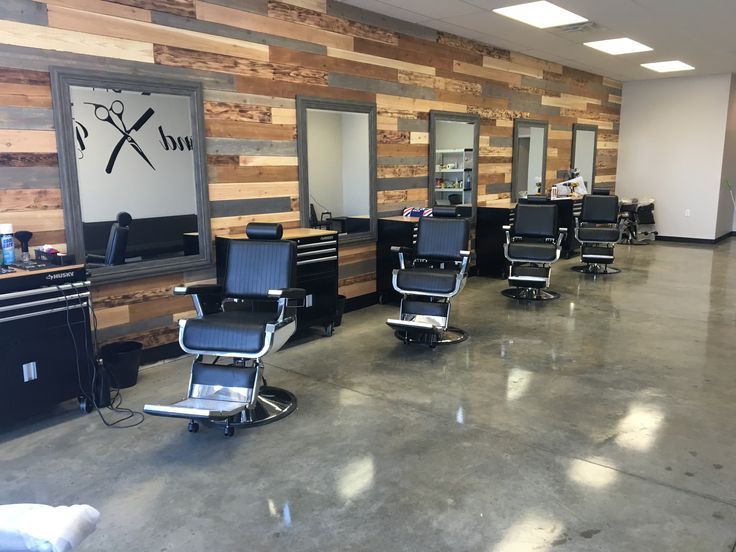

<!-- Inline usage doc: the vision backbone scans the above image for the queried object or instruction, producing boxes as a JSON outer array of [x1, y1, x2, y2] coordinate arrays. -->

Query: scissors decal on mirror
[[84, 99, 156, 174]]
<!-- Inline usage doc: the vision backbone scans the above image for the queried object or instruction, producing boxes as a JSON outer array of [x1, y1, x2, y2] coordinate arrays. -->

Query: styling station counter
[[0, 264, 92, 421], [376, 216, 419, 304], [215, 228, 340, 336]]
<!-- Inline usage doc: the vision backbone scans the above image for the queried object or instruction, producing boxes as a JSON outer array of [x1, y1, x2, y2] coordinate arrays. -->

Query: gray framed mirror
[[296, 96, 377, 243], [428, 111, 480, 219], [50, 67, 211, 285], [511, 119, 549, 201], [572, 123, 598, 192]]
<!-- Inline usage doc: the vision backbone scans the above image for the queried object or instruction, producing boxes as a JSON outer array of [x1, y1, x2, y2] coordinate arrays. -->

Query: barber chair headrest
[[116, 211, 132, 227], [432, 206, 458, 218], [246, 222, 284, 240], [524, 194, 548, 204], [592, 188, 611, 196]]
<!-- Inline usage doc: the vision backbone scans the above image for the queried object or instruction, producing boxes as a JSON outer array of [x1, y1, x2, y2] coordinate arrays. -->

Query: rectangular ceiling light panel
[[493, 1, 587, 29], [584, 38, 652, 55], [641, 60, 695, 72]]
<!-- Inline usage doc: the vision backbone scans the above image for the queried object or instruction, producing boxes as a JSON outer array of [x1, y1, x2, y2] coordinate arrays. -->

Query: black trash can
[[100, 341, 142, 389], [335, 294, 346, 327]]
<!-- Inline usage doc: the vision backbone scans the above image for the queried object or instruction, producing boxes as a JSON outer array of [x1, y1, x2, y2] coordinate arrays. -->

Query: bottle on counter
[[1, 224, 16, 265]]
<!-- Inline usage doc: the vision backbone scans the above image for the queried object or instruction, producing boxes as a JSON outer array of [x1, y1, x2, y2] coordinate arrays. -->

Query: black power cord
[[57, 284, 144, 428]]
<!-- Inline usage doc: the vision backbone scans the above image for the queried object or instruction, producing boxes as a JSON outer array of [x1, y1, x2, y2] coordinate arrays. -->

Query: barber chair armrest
[[268, 287, 306, 304], [556, 227, 568, 248], [391, 245, 413, 270], [174, 284, 223, 297], [502, 225, 512, 244]]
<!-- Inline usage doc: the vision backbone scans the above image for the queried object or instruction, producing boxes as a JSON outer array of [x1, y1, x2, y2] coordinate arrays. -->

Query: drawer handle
[[0, 292, 90, 314], [0, 302, 88, 324], [297, 256, 338, 266], [297, 248, 337, 258], [297, 240, 337, 250], [0, 281, 90, 301]]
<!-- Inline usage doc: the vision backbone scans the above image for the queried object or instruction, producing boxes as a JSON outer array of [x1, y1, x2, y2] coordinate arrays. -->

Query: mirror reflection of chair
[[86, 211, 131, 266], [144, 223, 304, 436], [448, 193, 462, 205], [502, 202, 566, 301], [386, 207, 470, 348], [572, 194, 622, 275]]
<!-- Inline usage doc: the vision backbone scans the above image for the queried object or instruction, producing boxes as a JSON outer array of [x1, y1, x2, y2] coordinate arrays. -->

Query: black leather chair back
[[432, 205, 458, 218], [225, 239, 296, 299], [581, 194, 619, 224], [104, 211, 131, 265], [416, 217, 469, 262], [514, 204, 558, 239]]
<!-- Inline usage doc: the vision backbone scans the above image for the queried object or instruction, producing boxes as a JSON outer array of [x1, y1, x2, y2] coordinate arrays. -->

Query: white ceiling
[[341, 0, 736, 82]]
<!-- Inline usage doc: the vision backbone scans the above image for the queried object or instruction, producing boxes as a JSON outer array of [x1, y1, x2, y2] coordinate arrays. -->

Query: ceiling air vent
[[553, 20, 601, 33]]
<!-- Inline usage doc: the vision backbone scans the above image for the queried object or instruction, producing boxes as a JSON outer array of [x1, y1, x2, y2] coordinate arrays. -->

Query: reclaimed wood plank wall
[[0, 0, 621, 349]]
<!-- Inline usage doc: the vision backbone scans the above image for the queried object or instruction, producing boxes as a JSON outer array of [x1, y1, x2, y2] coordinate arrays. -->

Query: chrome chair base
[[571, 264, 620, 275], [501, 288, 560, 301], [201, 387, 297, 436], [393, 326, 468, 348]]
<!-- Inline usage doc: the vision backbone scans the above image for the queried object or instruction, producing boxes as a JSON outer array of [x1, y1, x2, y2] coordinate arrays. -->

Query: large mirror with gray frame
[[511, 119, 549, 201], [296, 97, 377, 242], [50, 67, 211, 285], [572, 123, 598, 192], [428, 111, 480, 218]]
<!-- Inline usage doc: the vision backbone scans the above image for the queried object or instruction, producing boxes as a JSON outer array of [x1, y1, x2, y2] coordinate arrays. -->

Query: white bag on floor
[[0, 504, 100, 552]]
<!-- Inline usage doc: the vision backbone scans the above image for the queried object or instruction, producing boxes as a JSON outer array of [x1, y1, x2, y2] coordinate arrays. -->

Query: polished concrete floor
[[2, 240, 736, 551]]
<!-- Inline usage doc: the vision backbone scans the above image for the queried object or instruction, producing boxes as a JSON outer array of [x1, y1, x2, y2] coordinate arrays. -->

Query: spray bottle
[[1, 224, 16, 265]]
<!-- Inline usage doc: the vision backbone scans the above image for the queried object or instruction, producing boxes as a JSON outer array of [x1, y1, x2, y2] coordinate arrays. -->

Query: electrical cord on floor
[[57, 285, 144, 428]]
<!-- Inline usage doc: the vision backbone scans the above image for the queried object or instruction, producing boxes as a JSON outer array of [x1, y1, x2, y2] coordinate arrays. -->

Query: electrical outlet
[[684, 209, 691, 217]]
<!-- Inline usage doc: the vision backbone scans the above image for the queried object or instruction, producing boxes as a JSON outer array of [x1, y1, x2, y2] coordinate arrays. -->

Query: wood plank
[[234, 74, 376, 104], [410, 131, 428, 144], [154, 45, 326, 85], [204, 101, 271, 123], [196, 1, 353, 50], [211, 164, 298, 183], [0, 106, 53, 129], [95, 305, 131, 329], [0, 0, 48, 25], [269, 45, 398, 82], [452, 60, 522, 87], [0, 20, 154, 63], [106, 0, 194, 18], [43, 0, 152, 21], [0, 188, 61, 211], [0, 208, 64, 232], [239, 155, 297, 166], [0, 152, 58, 166], [0, 129, 56, 152], [284, 0, 325, 11], [271, 108, 296, 125], [47, 6, 270, 61], [206, 120, 295, 140], [327, 47, 435, 76], [209, 180, 298, 201], [0, 83, 52, 109], [268, 0, 396, 45], [210, 210, 301, 234], [0, 68, 50, 86], [482, 55, 543, 79]]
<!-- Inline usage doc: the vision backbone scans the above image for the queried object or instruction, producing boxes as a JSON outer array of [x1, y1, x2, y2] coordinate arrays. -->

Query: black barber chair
[[502, 202, 566, 301], [144, 223, 305, 436], [572, 194, 622, 274], [386, 206, 470, 347], [86, 211, 131, 266]]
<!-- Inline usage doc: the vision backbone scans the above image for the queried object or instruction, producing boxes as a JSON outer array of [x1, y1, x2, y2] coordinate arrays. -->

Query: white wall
[[616, 74, 732, 240], [528, 126, 545, 192], [341, 112, 370, 216], [719, 76, 736, 235], [574, 129, 596, 189], [436, 120, 474, 150], [307, 110, 343, 218]]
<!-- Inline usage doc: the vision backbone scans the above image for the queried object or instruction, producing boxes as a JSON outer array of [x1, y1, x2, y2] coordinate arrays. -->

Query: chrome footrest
[[144, 397, 248, 421]]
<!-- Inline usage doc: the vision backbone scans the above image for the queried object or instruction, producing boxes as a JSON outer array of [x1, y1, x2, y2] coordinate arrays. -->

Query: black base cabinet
[[376, 217, 418, 304]]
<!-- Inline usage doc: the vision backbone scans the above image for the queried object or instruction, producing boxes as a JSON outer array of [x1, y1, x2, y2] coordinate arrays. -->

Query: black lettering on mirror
[[158, 126, 194, 151]]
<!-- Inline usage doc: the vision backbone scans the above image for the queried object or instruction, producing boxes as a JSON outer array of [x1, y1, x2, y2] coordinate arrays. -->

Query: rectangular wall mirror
[[512, 119, 549, 201], [50, 67, 211, 284], [296, 97, 377, 242], [428, 111, 480, 218], [572, 123, 598, 192]]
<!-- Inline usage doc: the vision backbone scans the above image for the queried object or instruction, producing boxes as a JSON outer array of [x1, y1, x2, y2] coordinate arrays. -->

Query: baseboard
[[656, 234, 734, 244], [140, 341, 182, 365], [345, 292, 377, 312]]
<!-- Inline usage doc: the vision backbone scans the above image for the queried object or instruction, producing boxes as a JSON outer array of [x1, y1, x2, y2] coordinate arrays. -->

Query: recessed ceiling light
[[584, 38, 652, 55], [641, 60, 695, 73], [493, 1, 588, 29]]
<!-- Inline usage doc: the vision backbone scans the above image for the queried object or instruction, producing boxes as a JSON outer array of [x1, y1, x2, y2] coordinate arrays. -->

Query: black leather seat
[[387, 207, 470, 347], [86, 211, 131, 266], [502, 203, 565, 300], [573, 194, 621, 274], [182, 311, 277, 355], [144, 223, 305, 436], [396, 267, 459, 295]]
